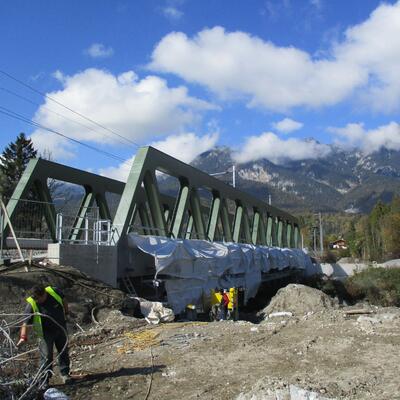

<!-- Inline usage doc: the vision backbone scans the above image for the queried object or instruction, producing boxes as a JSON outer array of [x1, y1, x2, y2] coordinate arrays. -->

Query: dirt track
[[61, 308, 400, 400], [1, 265, 400, 399]]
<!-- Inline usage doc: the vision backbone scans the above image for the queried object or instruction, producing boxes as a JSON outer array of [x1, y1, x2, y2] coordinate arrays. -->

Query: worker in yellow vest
[[17, 285, 71, 385]]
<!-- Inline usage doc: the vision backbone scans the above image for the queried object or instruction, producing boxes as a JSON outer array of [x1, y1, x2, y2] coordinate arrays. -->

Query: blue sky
[[1, 0, 400, 180]]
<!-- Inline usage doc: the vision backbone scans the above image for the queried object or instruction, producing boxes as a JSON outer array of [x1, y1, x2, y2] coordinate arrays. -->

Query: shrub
[[321, 251, 337, 263], [345, 267, 400, 307]]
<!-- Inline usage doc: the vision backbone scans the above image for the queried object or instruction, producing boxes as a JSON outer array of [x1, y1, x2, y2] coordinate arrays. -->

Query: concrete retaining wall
[[306, 262, 384, 279], [48, 243, 118, 287]]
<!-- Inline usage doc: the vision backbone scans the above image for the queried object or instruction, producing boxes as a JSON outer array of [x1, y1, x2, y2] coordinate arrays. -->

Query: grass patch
[[345, 267, 400, 307]]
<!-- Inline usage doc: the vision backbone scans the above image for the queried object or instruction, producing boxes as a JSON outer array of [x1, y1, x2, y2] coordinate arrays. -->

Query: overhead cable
[[0, 86, 133, 148], [0, 69, 140, 148], [0, 105, 132, 165]]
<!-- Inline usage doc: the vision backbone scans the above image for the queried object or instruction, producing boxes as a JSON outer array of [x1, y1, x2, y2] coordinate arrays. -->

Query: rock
[[236, 378, 336, 400], [268, 311, 293, 319], [44, 388, 69, 400]]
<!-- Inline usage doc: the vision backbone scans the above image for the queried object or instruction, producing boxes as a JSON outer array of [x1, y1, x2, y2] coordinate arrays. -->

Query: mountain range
[[190, 142, 400, 214]]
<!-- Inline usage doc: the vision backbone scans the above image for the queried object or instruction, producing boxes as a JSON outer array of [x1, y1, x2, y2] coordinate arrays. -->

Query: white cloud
[[151, 131, 219, 163], [85, 43, 114, 58], [233, 132, 331, 164], [330, 122, 400, 153], [98, 156, 134, 182], [99, 132, 218, 181], [150, 1, 400, 112], [30, 68, 215, 159], [162, 6, 183, 21], [272, 118, 303, 133], [310, 0, 322, 10]]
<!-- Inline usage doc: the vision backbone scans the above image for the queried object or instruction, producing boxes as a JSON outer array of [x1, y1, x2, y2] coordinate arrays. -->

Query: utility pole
[[210, 165, 236, 188], [313, 226, 317, 252], [319, 212, 324, 256]]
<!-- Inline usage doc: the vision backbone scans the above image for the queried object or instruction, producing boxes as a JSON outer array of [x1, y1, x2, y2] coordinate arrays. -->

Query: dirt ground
[[1, 263, 400, 400]]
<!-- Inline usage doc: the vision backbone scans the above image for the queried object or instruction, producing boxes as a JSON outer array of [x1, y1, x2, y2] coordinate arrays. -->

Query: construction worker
[[214, 289, 230, 320], [17, 285, 71, 385], [221, 289, 230, 320]]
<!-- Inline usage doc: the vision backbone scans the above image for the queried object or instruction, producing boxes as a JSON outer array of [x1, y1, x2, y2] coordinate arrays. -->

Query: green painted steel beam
[[220, 199, 233, 242], [138, 204, 152, 235], [277, 220, 283, 247], [233, 204, 243, 243], [170, 184, 190, 239], [271, 217, 278, 246], [69, 189, 95, 241], [294, 225, 298, 248], [3, 158, 125, 240], [6, 146, 301, 249], [33, 179, 57, 242], [96, 193, 112, 221], [207, 195, 221, 242], [185, 214, 194, 239], [143, 171, 167, 236], [190, 189, 206, 240], [113, 148, 149, 239], [266, 216, 273, 246], [286, 223, 292, 248], [255, 212, 267, 246], [242, 208, 252, 244], [281, 220, 288, 248], [252, 212, 260, 245], [113, 146, 299, 242]]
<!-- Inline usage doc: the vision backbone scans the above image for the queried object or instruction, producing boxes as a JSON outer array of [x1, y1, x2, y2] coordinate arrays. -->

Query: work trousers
[[39, 328, 70, 381]]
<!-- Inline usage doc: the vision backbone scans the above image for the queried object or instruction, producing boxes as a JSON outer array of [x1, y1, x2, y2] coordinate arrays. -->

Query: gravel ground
[[1, 265, 400, 400]]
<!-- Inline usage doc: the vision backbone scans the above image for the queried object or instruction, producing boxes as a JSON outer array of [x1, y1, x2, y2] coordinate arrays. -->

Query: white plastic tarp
[[135, 298, 175, 324], [128, 234, 312, 314]]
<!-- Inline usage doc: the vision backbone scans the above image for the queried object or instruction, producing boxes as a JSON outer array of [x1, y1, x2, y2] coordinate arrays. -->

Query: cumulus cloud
[[85, 43, 114, 58], [99, 132, 218, 181], [151, 131, 218, 163], [272, 118, 303, 133], [30, 68, 215, 159], [330, 122, 400, 153], [233, 132, 331, 164], [150, 1, 400, 112]]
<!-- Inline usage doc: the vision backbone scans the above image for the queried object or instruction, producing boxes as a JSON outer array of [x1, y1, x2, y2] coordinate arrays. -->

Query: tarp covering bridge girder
[[128, 234, 313, 314]]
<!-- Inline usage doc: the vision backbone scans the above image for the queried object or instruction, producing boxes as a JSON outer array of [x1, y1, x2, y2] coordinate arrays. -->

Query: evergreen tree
[[0, 133, 37, 199]]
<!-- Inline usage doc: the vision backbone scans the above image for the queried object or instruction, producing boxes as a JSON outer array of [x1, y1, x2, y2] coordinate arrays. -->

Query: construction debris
[[258, 284, 336, 320], [44, 388, 70, 399], [135, 299, 175, 325]]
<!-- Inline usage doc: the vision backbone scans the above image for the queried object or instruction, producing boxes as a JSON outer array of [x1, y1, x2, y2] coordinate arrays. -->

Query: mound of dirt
[[259, 284, 336, 319]]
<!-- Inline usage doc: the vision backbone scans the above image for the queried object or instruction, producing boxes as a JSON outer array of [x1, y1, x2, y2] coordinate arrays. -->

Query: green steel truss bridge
[[3, 146, 301, 249]]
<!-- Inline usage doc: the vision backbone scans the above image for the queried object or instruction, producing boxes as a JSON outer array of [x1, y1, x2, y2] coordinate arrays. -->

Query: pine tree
[[0, 133, 37, 199]]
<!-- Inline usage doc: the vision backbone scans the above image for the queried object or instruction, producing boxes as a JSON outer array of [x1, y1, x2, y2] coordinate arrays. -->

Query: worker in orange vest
[[18, 285, 71, 385]]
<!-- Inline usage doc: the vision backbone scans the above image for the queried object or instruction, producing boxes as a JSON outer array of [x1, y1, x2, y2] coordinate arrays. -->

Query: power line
[[0, 69, 140, 148], [0, 105, 133, 166], [0, 86, 132, 148]]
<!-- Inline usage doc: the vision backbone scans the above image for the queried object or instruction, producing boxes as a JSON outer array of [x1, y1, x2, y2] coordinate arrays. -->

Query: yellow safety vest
[[26, 286, 64, 338]]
